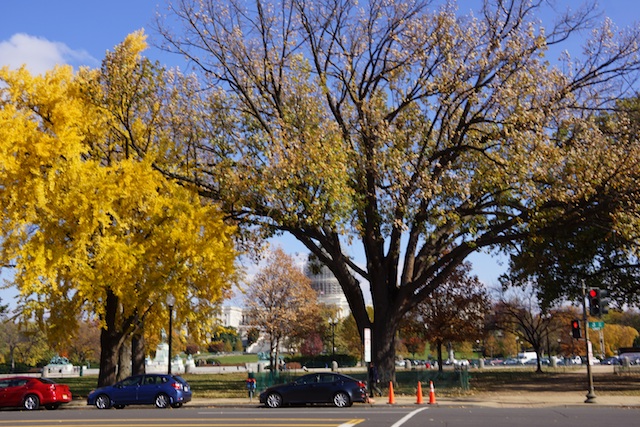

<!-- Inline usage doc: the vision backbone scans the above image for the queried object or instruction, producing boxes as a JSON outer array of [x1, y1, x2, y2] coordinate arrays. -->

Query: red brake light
[[172, 382, 182, 390]]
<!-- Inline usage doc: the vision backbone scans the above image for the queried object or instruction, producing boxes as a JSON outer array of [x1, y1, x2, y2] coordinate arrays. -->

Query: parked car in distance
[[87, 374, 192, 409], [524, 357, 550, 365], [602, 356, 620, 365], [0, 376, 72, 410], [260, 372, 367, 408]]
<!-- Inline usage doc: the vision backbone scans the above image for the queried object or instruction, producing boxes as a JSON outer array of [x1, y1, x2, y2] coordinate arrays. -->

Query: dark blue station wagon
[[87, 374, 192, 409]]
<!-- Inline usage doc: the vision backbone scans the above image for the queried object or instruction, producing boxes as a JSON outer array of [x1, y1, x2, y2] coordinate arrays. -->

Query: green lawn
[[59, 364, 640, 402], [55, 367, 549, 400]]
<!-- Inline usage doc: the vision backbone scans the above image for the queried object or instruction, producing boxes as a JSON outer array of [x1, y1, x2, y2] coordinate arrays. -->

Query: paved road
[[2, 405, 640, 427]]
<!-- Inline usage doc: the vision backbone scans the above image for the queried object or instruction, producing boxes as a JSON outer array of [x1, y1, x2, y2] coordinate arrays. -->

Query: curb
[[69, 394, 640, 409]]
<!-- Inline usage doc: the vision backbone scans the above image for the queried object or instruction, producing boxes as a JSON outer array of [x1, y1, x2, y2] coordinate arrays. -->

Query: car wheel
[[45, 404, 60, 410], [95, 394, 111, 409], [333, 391, 351, 408], [171, 402, 183, 408], [23, 394, 40, 410], [114, 404, 125, 409], [265, 392, 283, 408], [155, 393, 170, 408]]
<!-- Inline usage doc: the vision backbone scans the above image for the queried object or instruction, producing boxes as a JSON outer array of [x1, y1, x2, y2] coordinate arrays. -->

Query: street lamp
[[329, 316, 338, 356], [166, 293, 176, 375]]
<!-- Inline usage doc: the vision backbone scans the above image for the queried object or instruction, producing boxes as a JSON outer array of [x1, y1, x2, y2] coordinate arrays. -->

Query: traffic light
[[571, 319, 581, 339], [588, 288, 609, 317], [600, 289, 610, 316], [588, 288, 601, 317]]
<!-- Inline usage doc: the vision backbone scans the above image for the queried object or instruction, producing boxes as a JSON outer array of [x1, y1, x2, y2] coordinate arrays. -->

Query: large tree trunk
[[117, 339, 132, 381], [98, 328, 121, 387], [371, 319, 398, 384], [131, 333, 146, 375], [98, 289, 124, 387]]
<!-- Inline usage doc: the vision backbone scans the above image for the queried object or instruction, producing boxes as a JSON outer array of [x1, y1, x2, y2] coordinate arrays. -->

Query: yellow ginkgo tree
[[0, 33, 238, 386]]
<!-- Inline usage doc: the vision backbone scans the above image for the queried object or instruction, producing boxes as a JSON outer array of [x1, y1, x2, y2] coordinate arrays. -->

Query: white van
[[517, 351, 537, 364]]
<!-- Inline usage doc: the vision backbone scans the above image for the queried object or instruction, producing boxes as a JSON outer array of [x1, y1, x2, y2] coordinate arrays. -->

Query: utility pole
[[583, 282, 596, 403]]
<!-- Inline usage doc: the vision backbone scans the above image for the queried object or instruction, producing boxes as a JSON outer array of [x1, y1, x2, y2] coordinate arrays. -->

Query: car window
[[144, 376, 157, 385], [120, 376, 142, 387], [10, 379, 28, 387], [0, 380, 10, 389], [294, 375, 318, 385], [319, 374, 336, 383]]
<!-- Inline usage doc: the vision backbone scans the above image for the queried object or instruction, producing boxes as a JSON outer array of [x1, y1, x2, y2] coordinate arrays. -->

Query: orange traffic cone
[[428, 380, 437, 404], [388, 381, 396, 404], [416, 381, 424, 404]]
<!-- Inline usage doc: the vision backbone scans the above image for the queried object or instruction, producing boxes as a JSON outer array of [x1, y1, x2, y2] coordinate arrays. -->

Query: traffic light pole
[[582, 283, 596, 403]]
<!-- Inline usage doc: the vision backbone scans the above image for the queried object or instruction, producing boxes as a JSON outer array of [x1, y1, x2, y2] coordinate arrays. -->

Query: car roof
[[298, 372, 354, 379]]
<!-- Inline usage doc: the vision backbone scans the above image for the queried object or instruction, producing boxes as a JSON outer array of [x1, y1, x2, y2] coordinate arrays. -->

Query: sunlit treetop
[[0, 33, 239, 349]]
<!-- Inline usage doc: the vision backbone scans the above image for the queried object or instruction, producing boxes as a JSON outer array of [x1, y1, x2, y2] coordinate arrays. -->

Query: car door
[[0, 379, 13, 407], [315, 374, 339, 403], [298, 374, 325, 403], [112, 376, 142, 404], [137, 375, 161, 404], [4, 379, 30, 407], [283, 374, 317, 404]]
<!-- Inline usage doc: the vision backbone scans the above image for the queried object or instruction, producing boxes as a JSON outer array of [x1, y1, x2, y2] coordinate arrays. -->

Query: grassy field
[[59, 365, 640, 401]]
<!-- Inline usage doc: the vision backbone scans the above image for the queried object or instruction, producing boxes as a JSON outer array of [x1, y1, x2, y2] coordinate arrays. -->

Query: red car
[[0, 376, 72, 410]]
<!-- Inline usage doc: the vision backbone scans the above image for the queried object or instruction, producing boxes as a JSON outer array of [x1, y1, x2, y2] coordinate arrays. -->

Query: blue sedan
[[87, 374, 192, 409]]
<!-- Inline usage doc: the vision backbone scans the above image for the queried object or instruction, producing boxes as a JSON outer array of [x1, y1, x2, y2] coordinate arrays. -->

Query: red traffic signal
[[588, 288, 608, 317], [571, 319, 581, 339]]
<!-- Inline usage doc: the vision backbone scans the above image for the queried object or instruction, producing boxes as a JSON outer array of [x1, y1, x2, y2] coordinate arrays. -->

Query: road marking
[[0, 419, 366, 427], [0, 424, 345, 427], [390, 407, 428, 427], [337, 419, 366, 427]]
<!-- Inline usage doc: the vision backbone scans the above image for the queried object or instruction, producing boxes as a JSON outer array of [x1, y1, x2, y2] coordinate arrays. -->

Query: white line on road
[[390, 407, 429, 427]]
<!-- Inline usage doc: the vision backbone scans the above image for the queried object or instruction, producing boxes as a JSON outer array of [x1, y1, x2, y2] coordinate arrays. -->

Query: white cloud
[[0, 33, 98, 75]]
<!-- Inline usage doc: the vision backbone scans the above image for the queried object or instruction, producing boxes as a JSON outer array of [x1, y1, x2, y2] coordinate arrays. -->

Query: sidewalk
[[70, 392, 640, 409]]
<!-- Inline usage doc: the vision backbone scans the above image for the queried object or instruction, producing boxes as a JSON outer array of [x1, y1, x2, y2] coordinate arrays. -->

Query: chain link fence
[[249, 366, 470, 396]]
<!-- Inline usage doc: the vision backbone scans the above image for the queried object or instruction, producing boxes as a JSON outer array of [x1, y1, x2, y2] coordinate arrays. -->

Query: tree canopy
[[505, 96, 640, 309], [244, 247, 319, 368], [0, 32, 238, 385], [154, 0, 640, 379], [414, 262, 489, 371]]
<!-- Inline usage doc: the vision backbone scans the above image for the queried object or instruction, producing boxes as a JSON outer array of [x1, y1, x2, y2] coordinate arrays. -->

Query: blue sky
[[1, 1, 639, 306], [2, 1, 639, 75], [0, 1, 181, 74]]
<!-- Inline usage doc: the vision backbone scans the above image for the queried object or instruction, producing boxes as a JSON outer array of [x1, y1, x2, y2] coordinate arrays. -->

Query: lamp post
[[166, 293, 176, 375], [329, 316, 338, 356]]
